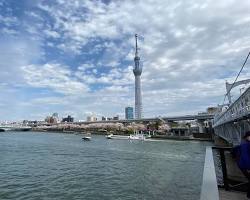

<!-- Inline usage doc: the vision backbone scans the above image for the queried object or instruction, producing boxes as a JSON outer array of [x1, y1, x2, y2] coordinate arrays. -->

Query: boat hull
[[82, 137, 91, 141]]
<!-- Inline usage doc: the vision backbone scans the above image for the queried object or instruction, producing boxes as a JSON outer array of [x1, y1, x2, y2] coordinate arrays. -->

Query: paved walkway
[[219, 189, 248, 200]]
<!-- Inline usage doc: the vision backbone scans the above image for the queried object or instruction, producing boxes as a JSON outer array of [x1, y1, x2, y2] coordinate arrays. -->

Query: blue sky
[[1, 0, 250, 121]]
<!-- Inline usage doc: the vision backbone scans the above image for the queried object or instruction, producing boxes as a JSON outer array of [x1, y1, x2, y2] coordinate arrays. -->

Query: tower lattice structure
[[133, 34, 142, 119]]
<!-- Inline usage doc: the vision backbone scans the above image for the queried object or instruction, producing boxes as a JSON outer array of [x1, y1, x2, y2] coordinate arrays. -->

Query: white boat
[[128, 134, 145, 140], [145, 135, 151, 139], [0, 125, 32, 132], [106, 134, 114, 139], [82, 136, 91, 141]]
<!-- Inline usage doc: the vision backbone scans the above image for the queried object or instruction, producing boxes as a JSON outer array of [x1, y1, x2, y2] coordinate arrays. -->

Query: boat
[[106, 134, 114, 139], [0, 125, 32, 132], [82, 136, 91, 141], [128, 134, 145, 140], [145, 134, 151, 139]]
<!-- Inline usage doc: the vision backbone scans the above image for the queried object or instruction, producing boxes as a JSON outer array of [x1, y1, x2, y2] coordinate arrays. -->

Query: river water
[[0, 132, 211, 200]]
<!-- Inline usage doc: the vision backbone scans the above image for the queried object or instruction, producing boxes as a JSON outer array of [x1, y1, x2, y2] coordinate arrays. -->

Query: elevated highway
[[76, 114, 214, 125]]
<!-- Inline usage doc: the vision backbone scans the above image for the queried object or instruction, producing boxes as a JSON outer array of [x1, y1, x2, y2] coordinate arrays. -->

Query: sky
[[1, 0, 250, 121]]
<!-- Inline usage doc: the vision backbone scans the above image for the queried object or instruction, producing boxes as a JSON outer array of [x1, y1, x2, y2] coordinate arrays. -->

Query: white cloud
[[21, 63, 89, 95], [0, 36, 42, 84], [44, 30, 60, 39], [0, 14, 18, 26], [2, 0, 250, 120]]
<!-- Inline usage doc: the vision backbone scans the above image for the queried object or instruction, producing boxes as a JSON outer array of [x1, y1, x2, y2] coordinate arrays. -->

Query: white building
[[87, 116, 97, 122]]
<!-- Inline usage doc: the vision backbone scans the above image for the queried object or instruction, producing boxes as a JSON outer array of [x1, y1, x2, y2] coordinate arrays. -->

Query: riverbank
[[31, 128, 213, 142]]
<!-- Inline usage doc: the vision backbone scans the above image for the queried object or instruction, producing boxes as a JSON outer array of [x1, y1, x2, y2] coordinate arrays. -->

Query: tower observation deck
[[133, 34, 142, 119]]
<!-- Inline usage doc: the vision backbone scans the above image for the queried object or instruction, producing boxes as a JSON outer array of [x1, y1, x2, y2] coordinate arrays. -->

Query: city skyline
[[1, 0, 250, 121]]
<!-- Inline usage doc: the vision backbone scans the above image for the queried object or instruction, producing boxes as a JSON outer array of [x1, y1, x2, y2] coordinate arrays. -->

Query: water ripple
[[0, 132, 210, 200]]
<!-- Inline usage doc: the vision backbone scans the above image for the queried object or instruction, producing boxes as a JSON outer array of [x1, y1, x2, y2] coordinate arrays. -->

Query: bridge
[[213, 82, 250, 145]]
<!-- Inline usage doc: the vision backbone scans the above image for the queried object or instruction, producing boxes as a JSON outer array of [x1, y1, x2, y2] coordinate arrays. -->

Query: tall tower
[[133, 34, 142, 119]]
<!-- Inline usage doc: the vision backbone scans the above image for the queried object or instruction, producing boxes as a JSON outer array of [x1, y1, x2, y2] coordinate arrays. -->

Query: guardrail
[[200, 147, 219, 200]]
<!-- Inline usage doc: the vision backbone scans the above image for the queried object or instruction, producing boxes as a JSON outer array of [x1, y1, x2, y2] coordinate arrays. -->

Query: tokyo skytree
[[133, 34, 142, 119]]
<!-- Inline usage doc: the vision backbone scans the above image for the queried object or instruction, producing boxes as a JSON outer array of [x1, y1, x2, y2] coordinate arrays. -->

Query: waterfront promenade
[[219, 189, 248, 200]]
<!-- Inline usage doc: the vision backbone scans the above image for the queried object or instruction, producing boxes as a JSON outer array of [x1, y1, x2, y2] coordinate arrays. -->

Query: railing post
[[219, 148, 230, 190]]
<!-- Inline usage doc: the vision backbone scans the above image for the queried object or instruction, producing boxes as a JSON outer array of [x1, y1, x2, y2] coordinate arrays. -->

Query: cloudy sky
[[0, 0, 250, 121]]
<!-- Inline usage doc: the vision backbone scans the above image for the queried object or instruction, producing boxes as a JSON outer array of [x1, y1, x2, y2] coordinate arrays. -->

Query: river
[[0, 131, 211, 200]]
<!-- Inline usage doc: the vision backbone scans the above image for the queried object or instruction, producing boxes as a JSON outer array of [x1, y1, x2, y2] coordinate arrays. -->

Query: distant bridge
[[76, 114, 214, 124]]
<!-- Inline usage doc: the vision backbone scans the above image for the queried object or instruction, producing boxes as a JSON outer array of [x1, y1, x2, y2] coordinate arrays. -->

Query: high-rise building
[[133, 34, 142, 119], [125, 107, 134, 120]]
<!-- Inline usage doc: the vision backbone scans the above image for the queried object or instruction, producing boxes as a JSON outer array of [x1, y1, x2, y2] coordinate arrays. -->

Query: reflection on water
[[0, 132, 210, 200]]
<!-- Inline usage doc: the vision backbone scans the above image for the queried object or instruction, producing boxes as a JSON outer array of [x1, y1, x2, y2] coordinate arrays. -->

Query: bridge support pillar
[[197, 120, 205, 133]]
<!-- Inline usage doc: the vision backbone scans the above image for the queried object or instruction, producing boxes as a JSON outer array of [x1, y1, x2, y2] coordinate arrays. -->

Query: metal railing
[[212, 146, 248, 192]]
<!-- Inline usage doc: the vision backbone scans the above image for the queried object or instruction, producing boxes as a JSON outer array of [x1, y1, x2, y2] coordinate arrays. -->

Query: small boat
[[0, 125, 32, 132], [106, 134, 114, 139], [82, 136, 91, 141], [145, 135, 151, 139], [128, 134, 145, 140]]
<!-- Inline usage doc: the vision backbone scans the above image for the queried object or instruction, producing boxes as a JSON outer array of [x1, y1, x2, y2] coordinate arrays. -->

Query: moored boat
[[82, 136, 91, 141], [128, 134, 145, 140], [106, 134, 114, 139], [0, 125, 32, 132]]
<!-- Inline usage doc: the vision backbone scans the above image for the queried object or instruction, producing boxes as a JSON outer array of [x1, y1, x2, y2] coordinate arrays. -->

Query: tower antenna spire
[[135, 34, 138, 57]]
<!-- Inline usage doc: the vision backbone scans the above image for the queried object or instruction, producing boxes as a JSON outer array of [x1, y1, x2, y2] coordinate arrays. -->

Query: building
[[45, 116, 57, 124], [125, 107, 134, 119], [102, 116, 107, 121], [52, 113, 59, 118], [133, 34, 143, 119], [87, 116, 97, 122], [207, 107, 220, 115], [62, 115, 74, 123], [45, 113, 59, 124], [52, 113, 59, 123], [113, 115, 119, 120]]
